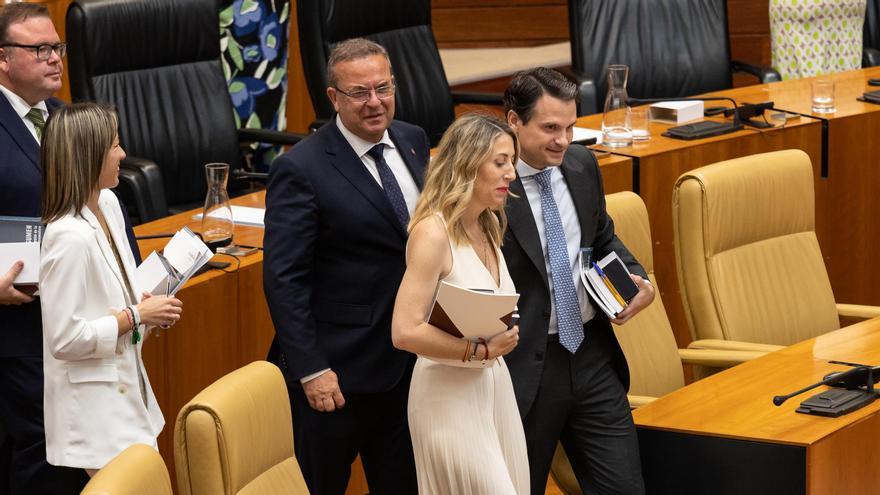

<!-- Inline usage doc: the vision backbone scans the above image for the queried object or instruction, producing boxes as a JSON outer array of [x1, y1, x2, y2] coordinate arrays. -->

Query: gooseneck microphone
[[627, 96, 744, 139], [772, 365, 879, 406], [627, 96, 744, 128]]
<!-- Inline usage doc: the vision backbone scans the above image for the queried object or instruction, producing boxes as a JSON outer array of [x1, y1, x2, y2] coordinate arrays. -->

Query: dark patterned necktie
[[25, 107, 45, 142], [367, 144, 410, 229]]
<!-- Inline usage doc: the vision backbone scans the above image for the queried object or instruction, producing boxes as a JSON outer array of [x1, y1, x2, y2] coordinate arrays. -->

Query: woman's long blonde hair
[[41, 103, 118, 223], [410, 113, 518, 248]]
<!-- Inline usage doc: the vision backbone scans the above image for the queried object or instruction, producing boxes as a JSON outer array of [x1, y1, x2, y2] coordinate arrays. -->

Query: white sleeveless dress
[[407, 220, 530, 494]]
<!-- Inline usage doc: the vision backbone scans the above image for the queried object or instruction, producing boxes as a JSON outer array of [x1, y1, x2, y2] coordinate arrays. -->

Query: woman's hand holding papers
[[137, 292, 183, 329], [486, 325, 520, 359]]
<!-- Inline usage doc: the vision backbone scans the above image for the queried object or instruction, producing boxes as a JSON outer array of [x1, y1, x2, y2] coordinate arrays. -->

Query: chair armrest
[[731, 60, 782, 84], [450, 90, 504, 106], [864, 47, 880, 68], [687, 339, 784, 353], [678, 348, 765, 368], [120, 156, 168, 223], [628, 395, 657, 409], [237, 128, 306, 146], [837, 303, 880, 320]]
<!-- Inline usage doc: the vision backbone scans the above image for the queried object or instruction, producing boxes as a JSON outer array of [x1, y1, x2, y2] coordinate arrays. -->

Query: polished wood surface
[[595, 152, 634, 194], [578, 111, 823, 347], [634, 317, 880, 493]]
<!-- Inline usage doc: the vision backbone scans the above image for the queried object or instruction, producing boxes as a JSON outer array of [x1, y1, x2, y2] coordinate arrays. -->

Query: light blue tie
[[533, 169, 584, 353]]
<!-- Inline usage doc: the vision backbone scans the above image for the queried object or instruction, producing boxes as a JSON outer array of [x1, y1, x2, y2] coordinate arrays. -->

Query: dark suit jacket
[[501, 145, 647, 416], [263, 120, 429, 394], [0, 94, 140, 358], [0, 95, 62, 358]]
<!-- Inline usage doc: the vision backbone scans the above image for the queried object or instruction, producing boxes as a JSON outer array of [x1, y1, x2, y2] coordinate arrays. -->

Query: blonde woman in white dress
[[392, 113, 529, 494]]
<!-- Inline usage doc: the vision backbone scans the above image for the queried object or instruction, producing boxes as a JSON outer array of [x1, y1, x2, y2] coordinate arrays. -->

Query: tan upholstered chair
[[673, 149, 880, 351], [550, 192, 762, 495], [81, 444, 173, 495], [174, 361, 309, 495]]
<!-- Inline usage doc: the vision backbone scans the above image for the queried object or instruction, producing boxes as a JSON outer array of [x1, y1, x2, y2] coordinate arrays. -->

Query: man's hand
[[0, 261, 35, 305], [611, 275, 655, 325], [302, 370, 346, 412]]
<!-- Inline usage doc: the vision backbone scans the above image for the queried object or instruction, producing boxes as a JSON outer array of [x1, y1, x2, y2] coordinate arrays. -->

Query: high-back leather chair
[[549, 191, 763, 495], [297, 0, 501, 146], [567, 0, 780, 115], [673, 150, 880, 349], [81, 444, 173, 495], [866, 0, 880, 66], [66, 0, 301, 222], [174, 361, 309, 495]]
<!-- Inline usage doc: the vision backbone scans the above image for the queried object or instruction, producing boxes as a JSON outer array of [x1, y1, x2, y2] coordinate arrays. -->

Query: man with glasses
[[0, 4, 127, 493], [264, 38, 428, 494]]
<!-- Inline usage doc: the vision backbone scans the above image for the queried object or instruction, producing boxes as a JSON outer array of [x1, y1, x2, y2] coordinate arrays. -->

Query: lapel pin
[[411, 148, 416, 156]]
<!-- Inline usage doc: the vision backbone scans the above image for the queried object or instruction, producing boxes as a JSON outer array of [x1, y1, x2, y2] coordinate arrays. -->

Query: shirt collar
[[335, 116, 395, 158], [0, 82, 48, 120], [516, 158, 554, 180]]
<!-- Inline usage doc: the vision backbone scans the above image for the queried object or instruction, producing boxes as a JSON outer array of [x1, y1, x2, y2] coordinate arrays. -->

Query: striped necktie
[[25, 107, 45, 142], [366, 144, 410, 229]]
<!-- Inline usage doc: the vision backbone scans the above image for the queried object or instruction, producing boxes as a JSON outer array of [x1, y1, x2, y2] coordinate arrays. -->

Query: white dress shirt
[[516, 159, 596, 334], [335, 116, 420, 216], [0, 82, 48, 143]]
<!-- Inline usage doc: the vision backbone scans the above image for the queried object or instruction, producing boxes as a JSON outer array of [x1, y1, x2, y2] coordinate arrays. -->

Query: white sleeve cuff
[[300, 368, 331, 384], [92, 314, 120, 358]]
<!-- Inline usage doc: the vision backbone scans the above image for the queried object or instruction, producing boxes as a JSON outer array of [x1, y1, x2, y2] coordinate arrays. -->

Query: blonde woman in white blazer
[[39, 103, 183, 474]]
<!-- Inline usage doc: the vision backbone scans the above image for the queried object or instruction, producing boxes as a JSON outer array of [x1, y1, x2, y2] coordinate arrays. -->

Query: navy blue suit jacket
[[0, 93, 140, 358], [264, 120, 429, 394]]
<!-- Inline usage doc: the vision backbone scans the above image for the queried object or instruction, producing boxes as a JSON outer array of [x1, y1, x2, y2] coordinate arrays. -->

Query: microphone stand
[[772, 364, 879, 417]]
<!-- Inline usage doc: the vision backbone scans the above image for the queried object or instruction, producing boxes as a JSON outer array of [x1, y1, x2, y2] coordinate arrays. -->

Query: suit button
[[118, 384, 128, 394], [535, 352, 544, 361]]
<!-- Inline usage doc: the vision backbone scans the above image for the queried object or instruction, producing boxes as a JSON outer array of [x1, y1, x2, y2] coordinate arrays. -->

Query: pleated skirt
[[408, 356, 530, 494]]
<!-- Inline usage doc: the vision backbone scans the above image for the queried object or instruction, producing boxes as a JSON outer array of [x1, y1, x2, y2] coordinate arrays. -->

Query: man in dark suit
[[263, 38, 428, 495], [501, 67, 655, 495], [0, 4, 89, 493]]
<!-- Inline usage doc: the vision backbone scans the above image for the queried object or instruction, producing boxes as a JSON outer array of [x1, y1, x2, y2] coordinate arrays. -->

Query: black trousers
[[288, 372, 418, 495], [0, 356, 88, 495], [523, 323, 645, 495]]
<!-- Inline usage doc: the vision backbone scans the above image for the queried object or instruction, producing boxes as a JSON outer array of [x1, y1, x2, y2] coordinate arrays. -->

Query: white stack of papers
[[0, 216, 43, 285], [193, 205, 265, 227], [135, 227, 212, 296], [428, 281, 519, 339], [578, 251, 640, 318], [573, 127, 604, 145]]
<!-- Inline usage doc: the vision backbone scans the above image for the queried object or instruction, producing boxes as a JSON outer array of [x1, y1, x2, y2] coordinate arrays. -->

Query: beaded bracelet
[[127, 305, 142, 344]]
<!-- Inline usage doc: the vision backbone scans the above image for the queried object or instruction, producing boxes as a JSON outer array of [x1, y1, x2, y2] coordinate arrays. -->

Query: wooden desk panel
[[577, 115, 822, 347], [633, 317, 880, 494], [595, 152, 633, 193]]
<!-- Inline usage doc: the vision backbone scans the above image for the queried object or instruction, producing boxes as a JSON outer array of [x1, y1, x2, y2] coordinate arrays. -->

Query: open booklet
[[578, 250, 640, 318], [0, 216, 43, 285], [134, 227, 212, 296], [427, 281, 519, 340]]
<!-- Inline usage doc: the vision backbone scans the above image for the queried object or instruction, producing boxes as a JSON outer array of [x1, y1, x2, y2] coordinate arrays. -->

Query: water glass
[[630, 106, 651, 141], [811, 79, 836, 114]]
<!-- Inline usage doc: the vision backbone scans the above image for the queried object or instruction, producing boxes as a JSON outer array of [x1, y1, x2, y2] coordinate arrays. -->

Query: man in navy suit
[[0, 4, 89, 493], [263, 38, 428, 495]]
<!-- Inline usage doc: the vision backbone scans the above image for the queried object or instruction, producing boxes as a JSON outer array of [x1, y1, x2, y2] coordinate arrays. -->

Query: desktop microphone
[[628, 96, 744, 139], [772, 365, 880, 406]]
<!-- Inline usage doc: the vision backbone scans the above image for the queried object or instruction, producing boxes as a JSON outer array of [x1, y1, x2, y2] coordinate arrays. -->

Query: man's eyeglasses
[[1, 42, 67, 61], [334, 84, 396, 103]]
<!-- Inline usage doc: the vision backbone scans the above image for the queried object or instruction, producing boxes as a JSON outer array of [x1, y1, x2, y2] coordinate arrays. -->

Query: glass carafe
[[201, 163, 234, 251], [602, 65, 633, 148]]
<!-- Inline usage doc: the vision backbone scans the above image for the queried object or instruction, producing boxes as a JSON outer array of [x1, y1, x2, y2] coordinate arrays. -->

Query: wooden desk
[[633, 316, 880, 494], [716, 67, 880, 314], [577, 112, 823, 347]]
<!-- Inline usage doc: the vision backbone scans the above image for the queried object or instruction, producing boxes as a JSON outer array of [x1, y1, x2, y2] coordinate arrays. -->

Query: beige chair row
[[82, 361, 309, 495], [552, 149, 880, 494]]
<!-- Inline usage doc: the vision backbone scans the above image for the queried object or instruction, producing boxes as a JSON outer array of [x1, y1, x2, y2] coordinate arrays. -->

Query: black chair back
[[67, 0, 241, 208], [569, 0, 733, 106], [297, 0, 454, 145], [862, 0, 880, 66]]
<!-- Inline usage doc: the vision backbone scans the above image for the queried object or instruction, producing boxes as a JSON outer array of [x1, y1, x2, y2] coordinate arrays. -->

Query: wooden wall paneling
[[433, 4, 568, 48]]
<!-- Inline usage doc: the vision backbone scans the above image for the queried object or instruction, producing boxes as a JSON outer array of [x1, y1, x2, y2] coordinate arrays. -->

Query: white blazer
[[40, 189, 164, 470]]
